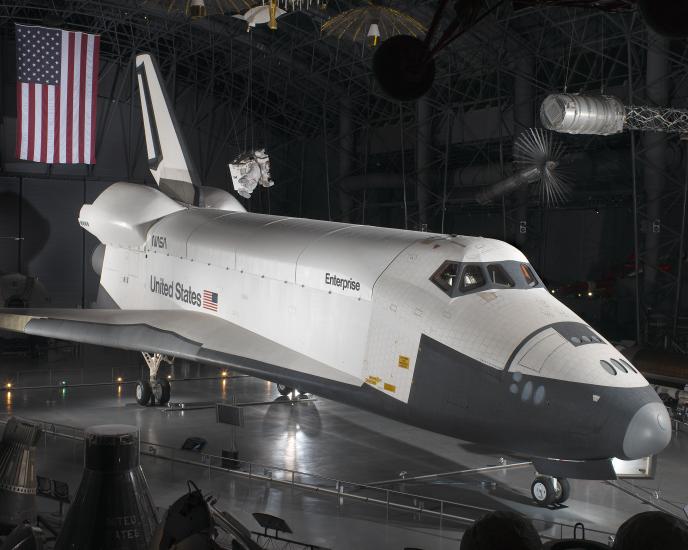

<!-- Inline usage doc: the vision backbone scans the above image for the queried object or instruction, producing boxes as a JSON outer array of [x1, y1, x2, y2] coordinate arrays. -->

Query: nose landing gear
[[136, 352, 174, 406], [531, 475, 570, 507], [277, 384, 293, 397]]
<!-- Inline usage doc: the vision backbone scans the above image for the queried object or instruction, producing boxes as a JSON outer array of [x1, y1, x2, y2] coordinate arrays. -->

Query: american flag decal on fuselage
[[202, 290, 218, 312]]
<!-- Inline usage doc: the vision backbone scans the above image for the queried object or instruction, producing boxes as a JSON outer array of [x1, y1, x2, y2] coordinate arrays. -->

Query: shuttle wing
[[0, 309, 360, 388]]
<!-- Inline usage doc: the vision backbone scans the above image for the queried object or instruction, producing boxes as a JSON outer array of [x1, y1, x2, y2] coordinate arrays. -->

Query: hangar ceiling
[[1, 1, 671, 138]]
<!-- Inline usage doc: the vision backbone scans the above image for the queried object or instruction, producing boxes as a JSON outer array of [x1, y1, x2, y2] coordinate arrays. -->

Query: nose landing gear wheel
[[531, 476, 570, 506], [277, 384, 293, 397], [135, 380, 152, 406], [531, 476, 556, 507]]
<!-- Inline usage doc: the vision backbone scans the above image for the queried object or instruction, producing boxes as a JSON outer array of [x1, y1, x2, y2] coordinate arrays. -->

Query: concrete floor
[[1, 342, 687, 549]]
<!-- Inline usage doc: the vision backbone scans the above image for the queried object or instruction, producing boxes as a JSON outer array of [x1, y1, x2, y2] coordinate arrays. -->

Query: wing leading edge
[[0, 309, 361, 389]]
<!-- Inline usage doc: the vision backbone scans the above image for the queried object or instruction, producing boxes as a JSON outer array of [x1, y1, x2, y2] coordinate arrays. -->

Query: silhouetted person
[[613, 511, 688, 550], [460, 511, 543, 550]]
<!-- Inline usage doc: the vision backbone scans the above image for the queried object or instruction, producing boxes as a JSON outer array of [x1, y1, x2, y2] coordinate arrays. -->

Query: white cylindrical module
[[540, 94, 626, 135]]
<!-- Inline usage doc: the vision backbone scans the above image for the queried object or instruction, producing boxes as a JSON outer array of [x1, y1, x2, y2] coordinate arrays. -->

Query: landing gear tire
[[138, 352, 174, 407], [136, 380, 152, 406], [531, 476, 557, 507], [159, 378, 171, 405], [554, 477, 570, 504], [150, 379, 171, 406], [277, 384, 293, 397]]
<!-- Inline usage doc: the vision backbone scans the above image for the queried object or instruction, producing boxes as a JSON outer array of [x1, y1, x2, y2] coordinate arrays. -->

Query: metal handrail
[[0, 415, 616, 542]]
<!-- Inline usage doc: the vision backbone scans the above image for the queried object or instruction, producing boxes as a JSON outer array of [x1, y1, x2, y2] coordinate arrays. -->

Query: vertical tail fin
[[135, 53, 200, 205]]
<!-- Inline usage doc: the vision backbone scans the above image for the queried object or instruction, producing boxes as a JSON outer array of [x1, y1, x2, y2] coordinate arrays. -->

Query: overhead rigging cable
[[243, 30, 254, 154], [400, 103, 408, 230], [425, 0, 509, 58], [563, 22, 575, 93]]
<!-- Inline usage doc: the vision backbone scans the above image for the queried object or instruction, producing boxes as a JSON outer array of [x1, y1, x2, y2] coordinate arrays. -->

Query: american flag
[[202, 290, 219, 312], [15, 24, 100, 164]]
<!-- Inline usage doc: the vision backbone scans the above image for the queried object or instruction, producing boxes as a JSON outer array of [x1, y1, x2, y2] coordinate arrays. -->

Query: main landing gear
[[276, 383, 310, 400], [531, 475, 570, 507], [136, 352, 173, 406]]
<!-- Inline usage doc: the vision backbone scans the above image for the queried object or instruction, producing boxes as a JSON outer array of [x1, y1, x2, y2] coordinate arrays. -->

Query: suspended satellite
[[638, 0, 688, 38], [234, 1, 286, 30], [475, 129, 572, 206], [321, 2, 425, 48], [229, 149, 274, 198], [372, 0, 485, 101], [514, 1, 688, 38], [541, 93, 688, 136], [143, 0, 325, 24]]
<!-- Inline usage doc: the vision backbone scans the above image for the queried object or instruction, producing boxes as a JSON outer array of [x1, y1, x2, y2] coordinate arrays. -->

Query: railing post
[[440, 500, 444, 531], [386, 490, 390, 521]]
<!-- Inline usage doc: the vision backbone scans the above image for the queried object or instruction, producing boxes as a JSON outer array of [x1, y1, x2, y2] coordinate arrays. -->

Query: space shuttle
[[0, 54, 671, 507]]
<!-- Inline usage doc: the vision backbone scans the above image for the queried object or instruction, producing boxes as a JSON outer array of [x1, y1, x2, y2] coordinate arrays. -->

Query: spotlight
[[189, 0, 206, 19], [5, 383, 11, 390], [116, 376, 123, 383], [588, 291, 593, 297], [167, 375, 172, 379], [221, 371, 228, 377]]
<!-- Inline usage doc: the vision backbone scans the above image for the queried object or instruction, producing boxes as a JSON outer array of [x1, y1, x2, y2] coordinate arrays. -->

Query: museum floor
[[1, 344, 686, 549]]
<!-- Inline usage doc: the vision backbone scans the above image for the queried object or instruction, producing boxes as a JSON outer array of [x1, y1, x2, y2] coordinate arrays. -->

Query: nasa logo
[[151, 235, 167, 249]]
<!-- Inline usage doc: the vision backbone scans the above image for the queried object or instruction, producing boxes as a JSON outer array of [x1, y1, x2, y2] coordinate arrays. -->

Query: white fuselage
[[78, 182, 671, 465], [87, 185, 644, 400]]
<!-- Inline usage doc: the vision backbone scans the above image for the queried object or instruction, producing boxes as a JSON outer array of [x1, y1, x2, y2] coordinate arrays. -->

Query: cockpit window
[[460, 265, 486, 292], [600, 360, 617, 376], [430, 261, 460, 296], [520, 264, 538, 287], [610, 358, 628, 373], [487, 264, 515, 288], [620, 358, 638, 373], [431, 260, 538, 297]]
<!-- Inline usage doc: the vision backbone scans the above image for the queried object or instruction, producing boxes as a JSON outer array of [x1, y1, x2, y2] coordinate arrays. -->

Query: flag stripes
[[202, 290, 219, 312], [15, 25, 100, 164]]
